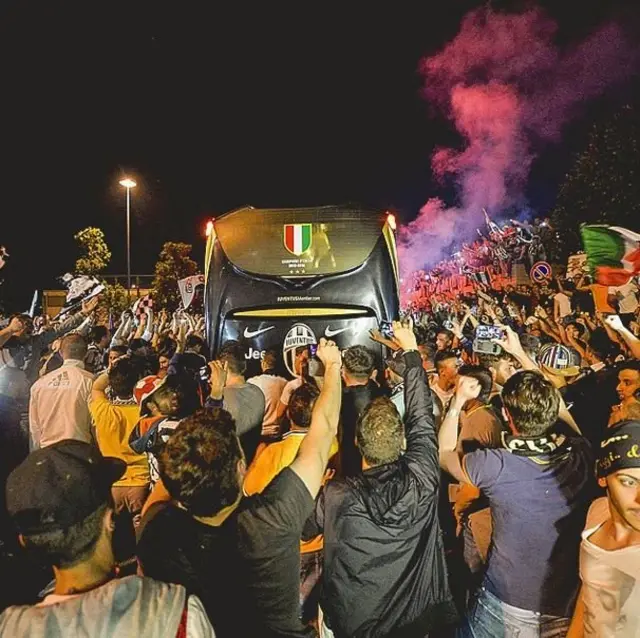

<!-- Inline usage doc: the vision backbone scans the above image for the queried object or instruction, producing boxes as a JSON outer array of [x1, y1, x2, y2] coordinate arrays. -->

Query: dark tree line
[[550, 103, 640, 260]]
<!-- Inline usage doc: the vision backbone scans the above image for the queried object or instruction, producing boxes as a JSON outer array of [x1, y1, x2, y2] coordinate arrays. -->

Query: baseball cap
[[538, 343, 581, 377], [6, 440, 125, 535], [596, 420, 640, 478], [134, 375, 166, 415]]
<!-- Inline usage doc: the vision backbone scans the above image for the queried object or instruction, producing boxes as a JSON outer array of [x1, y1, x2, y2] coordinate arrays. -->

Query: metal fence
[[102, 274, 155, 290]]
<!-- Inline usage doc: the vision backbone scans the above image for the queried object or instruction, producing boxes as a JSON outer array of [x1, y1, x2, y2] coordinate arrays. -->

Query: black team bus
[[204, 204, 400, 377]]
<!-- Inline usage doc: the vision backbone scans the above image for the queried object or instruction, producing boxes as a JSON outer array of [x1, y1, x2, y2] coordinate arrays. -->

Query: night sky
[[0, 0, 638, 311]]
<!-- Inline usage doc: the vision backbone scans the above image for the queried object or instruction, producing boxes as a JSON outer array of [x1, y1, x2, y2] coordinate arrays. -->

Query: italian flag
[[580, 225, 640, 286]]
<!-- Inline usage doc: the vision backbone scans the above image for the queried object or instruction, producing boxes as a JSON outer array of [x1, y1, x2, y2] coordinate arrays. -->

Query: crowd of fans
[[403, 212, 555, 305], [0, 230, 639, 636]]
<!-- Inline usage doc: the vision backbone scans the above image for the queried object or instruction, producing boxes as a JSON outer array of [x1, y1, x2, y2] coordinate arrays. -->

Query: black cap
[[596, 420, 640, 479], [6, 440, 126, 535]]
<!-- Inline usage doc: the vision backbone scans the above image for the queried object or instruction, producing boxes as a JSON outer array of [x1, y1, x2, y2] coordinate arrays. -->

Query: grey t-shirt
[[223, 383, 265, 435], [223, 383, 266, 463]]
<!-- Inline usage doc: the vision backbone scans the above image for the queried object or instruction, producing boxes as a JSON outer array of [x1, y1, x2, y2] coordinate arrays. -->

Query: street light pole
[[119, 178, 137, 295], [126, 186, 131, 292]]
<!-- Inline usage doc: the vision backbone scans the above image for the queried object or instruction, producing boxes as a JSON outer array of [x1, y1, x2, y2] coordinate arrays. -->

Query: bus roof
[[212, 204, 393, 278]]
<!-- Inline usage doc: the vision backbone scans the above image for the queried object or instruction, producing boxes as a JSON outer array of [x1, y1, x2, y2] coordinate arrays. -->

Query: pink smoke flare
[[397, 7, 639, 278]]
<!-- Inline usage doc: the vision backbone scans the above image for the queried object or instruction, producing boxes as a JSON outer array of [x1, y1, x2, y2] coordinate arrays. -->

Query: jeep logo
[[245, 347, 266, 360]]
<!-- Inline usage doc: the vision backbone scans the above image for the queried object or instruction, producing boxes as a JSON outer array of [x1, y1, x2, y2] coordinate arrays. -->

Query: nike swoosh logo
[[325, 326, 350, 338], [243, 326, 275, 339]]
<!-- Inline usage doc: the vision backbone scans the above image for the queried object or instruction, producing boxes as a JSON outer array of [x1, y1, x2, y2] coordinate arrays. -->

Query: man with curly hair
[[137, 338, 343, 637]]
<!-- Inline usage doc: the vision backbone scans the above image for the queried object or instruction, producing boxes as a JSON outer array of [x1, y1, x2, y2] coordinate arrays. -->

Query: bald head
[[60, 334, 88, 361]]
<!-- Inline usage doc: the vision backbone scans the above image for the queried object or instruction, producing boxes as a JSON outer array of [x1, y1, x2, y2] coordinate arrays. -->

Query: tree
[[71, 227, 128, 319], [74, 227, 111, 276], [152, 242, 199, 310], [101, 282, 130, 317], [550, 104, 640, 260]]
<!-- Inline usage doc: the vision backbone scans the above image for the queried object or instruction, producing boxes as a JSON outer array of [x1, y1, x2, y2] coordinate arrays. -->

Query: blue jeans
[[456, 587, 570, 638], [300, 550, 322, 624]]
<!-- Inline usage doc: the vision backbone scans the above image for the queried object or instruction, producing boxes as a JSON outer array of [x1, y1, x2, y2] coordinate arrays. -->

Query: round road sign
[[530, 261, 552, 283]]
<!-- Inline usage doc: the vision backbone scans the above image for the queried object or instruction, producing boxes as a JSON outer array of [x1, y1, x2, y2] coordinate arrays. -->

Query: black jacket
[[316, 351, 457, 638]]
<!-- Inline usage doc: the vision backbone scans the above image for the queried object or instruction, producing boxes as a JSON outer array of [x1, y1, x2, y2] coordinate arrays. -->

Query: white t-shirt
[[279, 377, 303, 407], [609, 282, 639, 315], [28, 360, 95, 450], [248, 373, 288, 431], [554, 292, 572, 318], [0, 576, 215, 638], [35, 593, 213, 637], [429, 375, 453, 415], [580, 497, 640, 637]]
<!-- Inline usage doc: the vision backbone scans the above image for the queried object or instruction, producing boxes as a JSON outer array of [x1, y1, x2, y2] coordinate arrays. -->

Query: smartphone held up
[[379, 321, 394, 339], [307, 344, 324, 376], [472, 324, 506, 356]]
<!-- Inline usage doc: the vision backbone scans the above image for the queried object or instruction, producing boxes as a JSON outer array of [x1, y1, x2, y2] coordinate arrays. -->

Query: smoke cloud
[[397, 7, 639, 276]]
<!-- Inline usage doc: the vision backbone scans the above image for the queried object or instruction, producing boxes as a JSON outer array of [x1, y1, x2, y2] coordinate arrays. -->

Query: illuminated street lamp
[[118, 178, 137, 293]]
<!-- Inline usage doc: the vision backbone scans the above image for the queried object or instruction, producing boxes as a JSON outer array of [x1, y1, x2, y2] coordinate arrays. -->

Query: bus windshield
[[214, 206, 385, 277]]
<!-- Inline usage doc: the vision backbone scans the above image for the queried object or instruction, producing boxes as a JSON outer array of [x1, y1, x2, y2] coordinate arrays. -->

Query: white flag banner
[[55, 274, 105, 319], [28, 290, 38, 317], [177, 274, 205, 309], [0, 246, 8, 270], [566, 253, 588, 280]]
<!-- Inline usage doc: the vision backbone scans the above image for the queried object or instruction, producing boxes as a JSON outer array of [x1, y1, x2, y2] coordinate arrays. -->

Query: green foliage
[[152, 242, 198, 310], [550, 104, 640, 260], [74, 227, 111, 276], [100, 282, 130, 317]]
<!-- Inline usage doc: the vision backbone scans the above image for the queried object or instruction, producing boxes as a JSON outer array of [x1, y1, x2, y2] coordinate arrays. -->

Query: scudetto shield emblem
[[284, 224, 313, 256]]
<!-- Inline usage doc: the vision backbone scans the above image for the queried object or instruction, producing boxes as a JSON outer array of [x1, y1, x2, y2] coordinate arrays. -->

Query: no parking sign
[[530, 261, 552, 283]]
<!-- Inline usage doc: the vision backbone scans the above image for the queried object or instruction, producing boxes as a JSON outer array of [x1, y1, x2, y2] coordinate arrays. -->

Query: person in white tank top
[[568, 420, 640, 638]]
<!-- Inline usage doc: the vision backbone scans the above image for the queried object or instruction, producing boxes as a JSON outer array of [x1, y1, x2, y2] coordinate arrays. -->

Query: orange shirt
[[590, 284, 615, 314], [141, 479, 171, 519], [244, 430, 339, 554], [89, 396, 149, 487]]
